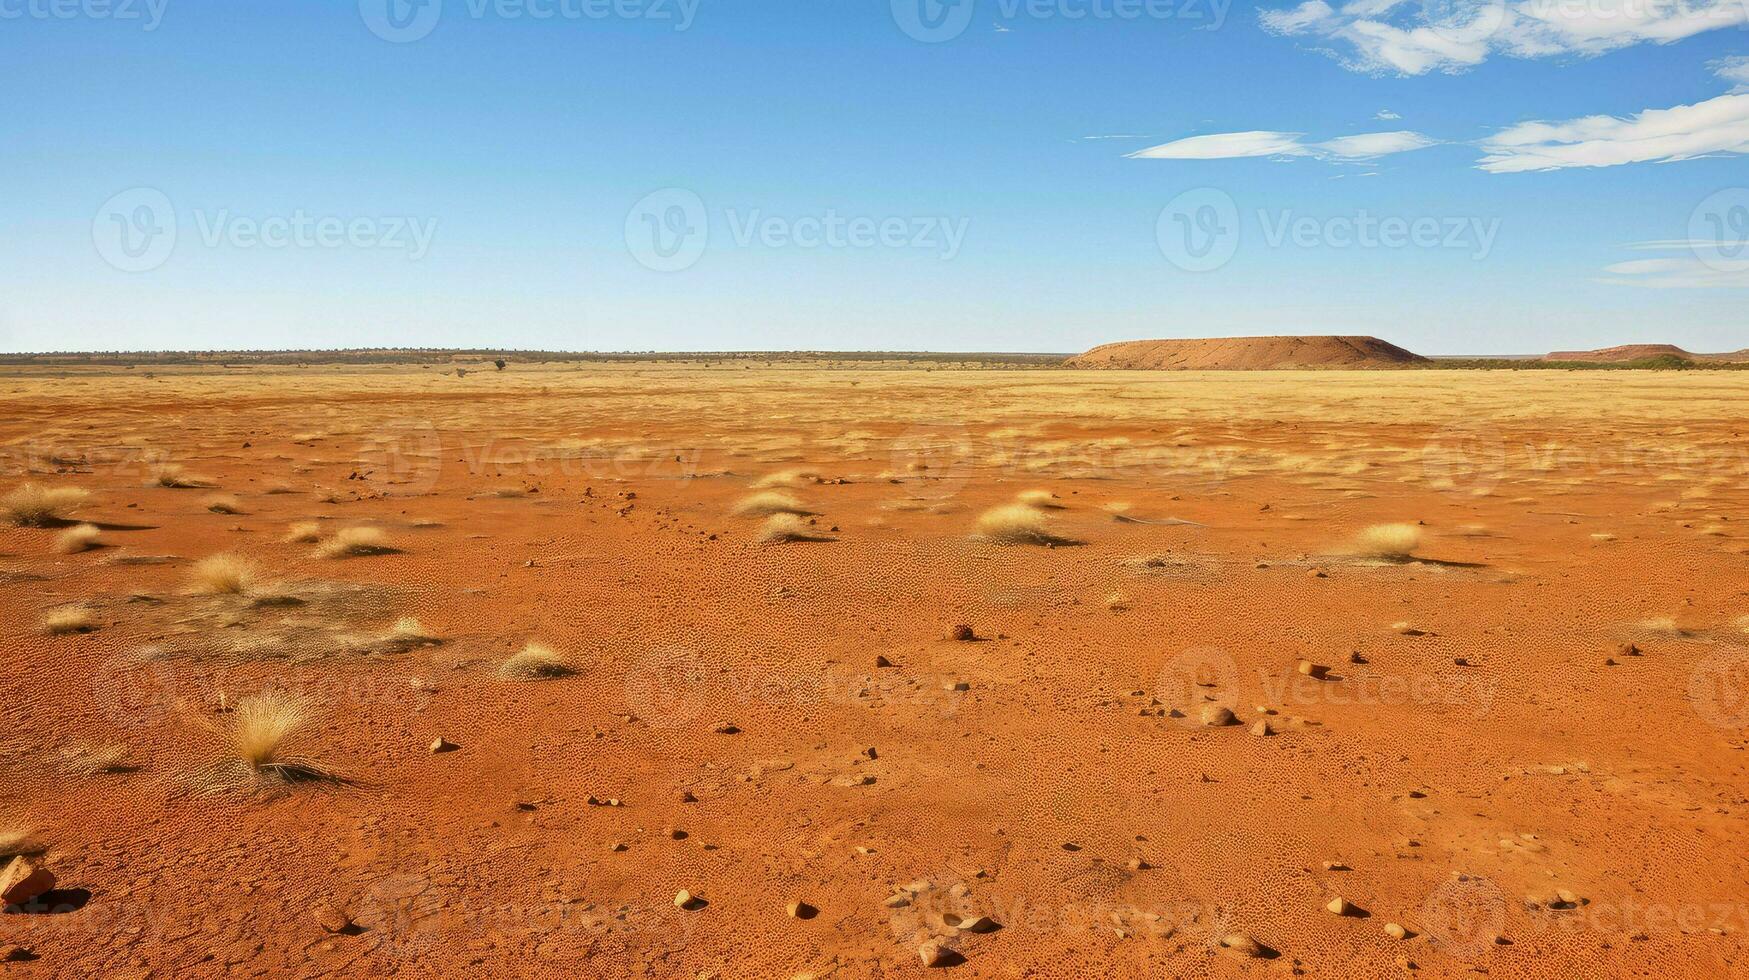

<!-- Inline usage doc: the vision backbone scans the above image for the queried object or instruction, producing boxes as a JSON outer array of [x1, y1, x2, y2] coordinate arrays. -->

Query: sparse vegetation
[[1, 483, 90, 526], [42, 604, 97, 634], [1353, 523, 1423, 560], [758, 513, 832, 543], [315, 526, 393, 558], [148, 463, 211, 488], [204, 493, 244, 514], [284, 521, 323, 543], [55, 523, 103, 553], [204, 690, 338, 789], [500, 642, 575, 680], [59, 741, 133, 777], [188, 554, 261, 595], [974, 504, 1079, 546], [1016, 489, 1064, 509], [733, 491, 816, 517]]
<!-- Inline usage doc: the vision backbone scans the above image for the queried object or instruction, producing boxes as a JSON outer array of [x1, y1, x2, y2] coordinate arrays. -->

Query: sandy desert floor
[[3, 361, 1748, 978]]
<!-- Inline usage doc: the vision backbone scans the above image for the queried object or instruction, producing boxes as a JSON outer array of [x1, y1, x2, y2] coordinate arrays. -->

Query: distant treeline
[[1423, 354, 1748, 371], [0, 349, 1069, 368]]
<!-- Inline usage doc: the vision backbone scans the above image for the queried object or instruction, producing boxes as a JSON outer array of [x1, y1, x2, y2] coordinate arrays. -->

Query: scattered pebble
[[1200, 704, 1235, 727], [918, 940, 955, 967], [1384, 922, 1408, 940], [429, 737, 457, 754], [0, 856, 54, 906], [309, 900, 352, 934], [674, 889, 702, 910]]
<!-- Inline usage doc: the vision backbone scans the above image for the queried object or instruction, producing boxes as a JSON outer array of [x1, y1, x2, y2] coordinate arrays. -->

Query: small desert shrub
[[1016, 489, 1064, 509], [284, 521, 323, 543], [42, 604, 97, 634], [732, 491, 816, 517], [148, 463, 210, 488], [204, 494, 244, 514], [974, 504, 1078, 546], [1, 483, 90, 526], [315, 526, 393, 558], [188, 554, 260, 595], [262, 483, 296, 495], [500, 642, 575, 680], [368, 617, 439, 655], [55, 523, 103, 553], [753, 470, 821, 489], [490, 487, 528, 498], [59, 741, 133, 777], [208, 690, 336, 788], [1353, 523, 1423, 560], [758, 513, 832, 543]]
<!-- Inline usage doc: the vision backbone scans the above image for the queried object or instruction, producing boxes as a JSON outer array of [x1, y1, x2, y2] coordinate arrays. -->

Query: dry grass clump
[[0, 824, 42, 859], [55, 523, 103, 553], [199, 690, 338, 790], [753, 469, 822, 488], [187, 554, 261, 595], [284, 521, 323, 543], [148, 463, 211, 488], [314, 526, 393, 558], [1016, 489, 1065, 509], [203, 494, 244, 514], [368, 617, 440, 655], [59, 741, 134, 777], [1352, 523, 1423, 560], [732, 491, 817, 517], [1, 483, 90, 526], [974, 504, 1080, 547], [42, 604, 98, 634], [758, 513, 834, 543], [500, 642, 576, 680]]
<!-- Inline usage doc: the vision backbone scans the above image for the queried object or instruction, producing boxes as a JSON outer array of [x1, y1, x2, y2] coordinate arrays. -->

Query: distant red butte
[[1064, 335, 1429, 370], [1543, 344, 1749, 362]]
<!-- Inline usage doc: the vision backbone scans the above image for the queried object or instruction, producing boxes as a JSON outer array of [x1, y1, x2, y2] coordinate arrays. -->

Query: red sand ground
[[2, 363, 1748, 978]]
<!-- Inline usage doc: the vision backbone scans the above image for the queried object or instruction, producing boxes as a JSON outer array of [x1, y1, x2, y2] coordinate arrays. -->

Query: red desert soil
[[1065, 336, 1427, 370], [3, 362, 1749, 978]]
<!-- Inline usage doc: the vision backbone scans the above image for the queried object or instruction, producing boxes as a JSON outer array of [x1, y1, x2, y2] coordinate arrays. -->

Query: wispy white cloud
[[1714, 55, 1749, 93], [1476, 92, 1749, 172], [1375, 108, 1402, 120], [1598, 253, 1749, 288], [1261, 0, 1749, 76], [1128, 129, 1437, 162]]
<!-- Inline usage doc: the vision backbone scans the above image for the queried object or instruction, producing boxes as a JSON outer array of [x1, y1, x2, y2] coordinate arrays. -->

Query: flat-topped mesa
[[1064, 335, 1428, 370], [1545, 344, 1697, 362]]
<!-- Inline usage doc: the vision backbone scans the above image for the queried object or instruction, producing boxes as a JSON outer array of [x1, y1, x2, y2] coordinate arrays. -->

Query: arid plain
[[3, 361, 1748, 978]]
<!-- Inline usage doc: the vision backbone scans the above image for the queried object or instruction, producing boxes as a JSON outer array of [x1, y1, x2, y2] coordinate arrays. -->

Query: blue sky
[[3, 0, 1747, 355]]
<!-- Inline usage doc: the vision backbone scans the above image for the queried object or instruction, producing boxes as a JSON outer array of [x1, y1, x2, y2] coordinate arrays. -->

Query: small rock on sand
[[956, 914, 998, 933], [1200, 704, 1235, 727], [918, 940, 955, 967], [1384, 922, 1407, 939], [1220, 933, 1265, 957], [1298, 660, 1331, 680], [787, 899, 816, 919], [950, 625, 977, 642], [429, 737, 456, 753], [1251, 720, 1272, 737], [674, 890, 702, 910], [309, 900, 352, 934], [1327, 897, 1358, 916]]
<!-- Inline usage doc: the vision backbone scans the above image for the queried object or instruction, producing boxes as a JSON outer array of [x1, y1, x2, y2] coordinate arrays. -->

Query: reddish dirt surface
[[1065, 336, 1427, 370], [3, 363, 1748, 978]]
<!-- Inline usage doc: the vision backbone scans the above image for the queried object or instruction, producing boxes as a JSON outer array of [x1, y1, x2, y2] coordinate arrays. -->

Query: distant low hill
[[1544, 344, 1749, 363], [1065, 335, 1428, 370]]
